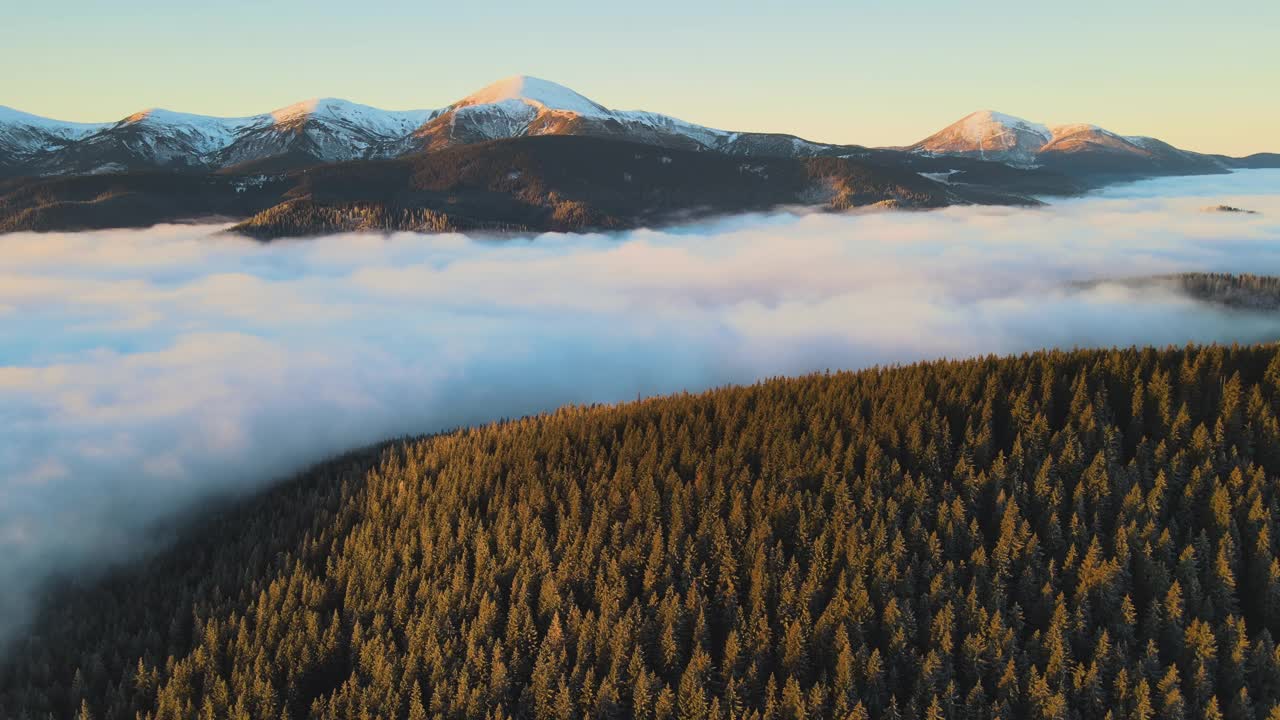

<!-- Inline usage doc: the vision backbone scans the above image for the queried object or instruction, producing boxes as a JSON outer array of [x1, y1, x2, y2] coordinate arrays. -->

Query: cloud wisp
[[2, 169, 1279, 644]]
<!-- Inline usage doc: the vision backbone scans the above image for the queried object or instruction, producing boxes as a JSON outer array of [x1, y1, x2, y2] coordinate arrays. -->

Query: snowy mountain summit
[[407, 75, 847, 158], [910, 110, 1226, 174], [452, 76, 611, 117], [410, 75, 722, 152], [910, 110, 1051, 164]]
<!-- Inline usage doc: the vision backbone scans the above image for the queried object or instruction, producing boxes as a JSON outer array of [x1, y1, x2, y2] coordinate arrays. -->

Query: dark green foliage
[[5, 344, 1280, 719]]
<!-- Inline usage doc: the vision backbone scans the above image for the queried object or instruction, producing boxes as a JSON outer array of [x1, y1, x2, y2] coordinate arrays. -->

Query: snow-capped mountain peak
[[910, 110, 1052, 164], [911, 111, 1227, 175], [453, 75, 610, 117], [958, 110, 1051, 144]]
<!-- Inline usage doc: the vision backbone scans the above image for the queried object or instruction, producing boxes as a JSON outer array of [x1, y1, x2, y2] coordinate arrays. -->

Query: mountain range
[[906, 110, 1256, 177], [5, 75, 1272, 179], [0, 76, 869, 177], [1, 76, 1275, 237]]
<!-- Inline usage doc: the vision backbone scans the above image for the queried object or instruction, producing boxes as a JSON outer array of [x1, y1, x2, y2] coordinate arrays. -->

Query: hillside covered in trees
[[1154, 275, 1280, 312], [1074, 275, 1280, 312], [5, 345, 1280, 720], [1, 136, 1047, 238]]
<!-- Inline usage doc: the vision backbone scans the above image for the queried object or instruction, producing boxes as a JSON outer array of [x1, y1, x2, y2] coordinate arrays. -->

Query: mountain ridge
[[909, 109, 1233, 177], [5, 76, 1272, 179]]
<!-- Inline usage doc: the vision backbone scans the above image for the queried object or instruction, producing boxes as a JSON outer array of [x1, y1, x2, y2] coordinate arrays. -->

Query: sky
[[2, 170, 1280, 644], [2, 0, 1277, 155]]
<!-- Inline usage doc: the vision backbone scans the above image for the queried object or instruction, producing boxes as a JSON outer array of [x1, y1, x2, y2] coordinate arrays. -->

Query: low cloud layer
[[2, 170, 1280, 645]]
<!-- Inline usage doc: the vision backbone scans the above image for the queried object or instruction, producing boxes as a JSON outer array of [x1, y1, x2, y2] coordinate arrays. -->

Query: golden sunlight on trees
[[5, 345, 1280, 719]]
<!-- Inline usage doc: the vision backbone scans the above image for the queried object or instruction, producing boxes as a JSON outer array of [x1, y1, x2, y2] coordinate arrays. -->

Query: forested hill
[[0, 136, 1050, 238], [6, 345, 1280, 720], [1073, 274, 1280, 312]]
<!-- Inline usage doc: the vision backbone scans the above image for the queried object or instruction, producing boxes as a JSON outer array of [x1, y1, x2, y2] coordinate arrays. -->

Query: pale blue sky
[[3, 0, 1277, 154]]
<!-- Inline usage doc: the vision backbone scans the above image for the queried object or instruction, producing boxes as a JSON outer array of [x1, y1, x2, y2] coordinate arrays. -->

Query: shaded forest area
[[1, 136, 1041, 238], [227, 137, 967, 239], [5, 345, 1280, 720], [1074, 274, 1280, 312], [1170, 275, 1280, 311]]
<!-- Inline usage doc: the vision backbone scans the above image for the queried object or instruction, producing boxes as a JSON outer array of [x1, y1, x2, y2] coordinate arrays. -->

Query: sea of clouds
[[1, 169, 1279, 644]]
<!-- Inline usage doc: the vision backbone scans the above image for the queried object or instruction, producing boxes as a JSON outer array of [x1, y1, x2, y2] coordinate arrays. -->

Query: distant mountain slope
[[908, 110, 1052, 164], [5, 344, 1280, 720], [1038, 126, 1224, 177], [212, 99, 440, 170], [24, 109, 266, 175], [230, 136, 1013, 239], [0, 136, 1041, 237], [1216, 152, 1280, 170], [1074, 272, 1280, 311], [910, 110, 1242, 178]]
